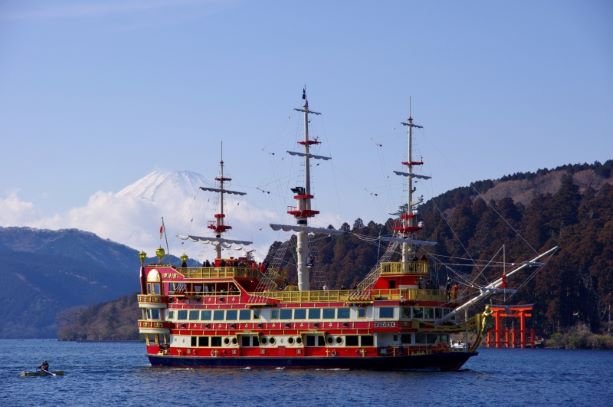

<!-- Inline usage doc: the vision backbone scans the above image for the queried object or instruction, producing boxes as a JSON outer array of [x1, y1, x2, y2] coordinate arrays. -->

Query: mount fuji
[[31, 170, 280, 262]]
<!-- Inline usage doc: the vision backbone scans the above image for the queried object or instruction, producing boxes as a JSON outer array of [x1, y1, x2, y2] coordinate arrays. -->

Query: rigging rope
[[468, 184, 539, 255]]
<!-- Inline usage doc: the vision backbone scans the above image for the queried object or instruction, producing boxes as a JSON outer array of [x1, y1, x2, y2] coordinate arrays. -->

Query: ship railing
[[137, 294, 168, 304], [137, 320, 167, 329], [137, 320, 171, 335], [379, 261, 428, 275], [254, 287, 447, 303], [176, 266, 262, 280]]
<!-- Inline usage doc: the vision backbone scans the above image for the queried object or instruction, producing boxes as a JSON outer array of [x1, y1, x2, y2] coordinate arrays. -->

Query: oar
[[42, 369, 56, 377]]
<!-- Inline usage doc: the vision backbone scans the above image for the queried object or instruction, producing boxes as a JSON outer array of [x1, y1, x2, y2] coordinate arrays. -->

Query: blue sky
[[0, 0, 611, 251]]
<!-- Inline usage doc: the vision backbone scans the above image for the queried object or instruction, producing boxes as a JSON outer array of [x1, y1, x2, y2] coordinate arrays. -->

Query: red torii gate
[[485, 304, 536, 349]]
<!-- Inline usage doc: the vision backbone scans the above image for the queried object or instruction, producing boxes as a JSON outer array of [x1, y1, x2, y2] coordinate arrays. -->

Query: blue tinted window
[[322, 308, 335, 319], [308, 308, 321, 319], [337, 308, 350, 319]]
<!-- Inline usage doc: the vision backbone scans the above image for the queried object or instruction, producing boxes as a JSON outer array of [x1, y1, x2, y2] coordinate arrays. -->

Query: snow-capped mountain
[[117, 170, 208, 201]]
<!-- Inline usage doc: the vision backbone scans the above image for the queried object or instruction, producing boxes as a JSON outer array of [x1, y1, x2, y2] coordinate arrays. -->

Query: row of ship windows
[[148, 307, 453, 322], [187, 335, 377, 347], [184, 334, 447, 348]]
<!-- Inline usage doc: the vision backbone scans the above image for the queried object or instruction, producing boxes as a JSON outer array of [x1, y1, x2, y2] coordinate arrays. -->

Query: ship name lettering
[[374, 322, 396, 328]]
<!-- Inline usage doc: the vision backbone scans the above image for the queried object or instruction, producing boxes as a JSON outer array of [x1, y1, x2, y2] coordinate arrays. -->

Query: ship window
[[402, 307, 411, 319], [326, 336, 333, 344], [149, 309, 160, 320], [379, 307, 394, 318], [226, 310, 238, 321], [261, 337, 267, 344], [288, 337, 294, 344], [211, 336, 222, 347], [415, 333, 427, 344], [423, 308, 434, 320], [269, 337, 276, 345], [222, 337, 229, 345], [435, 308, 443, 319], [322, 308, 335, 319], [191, 336, 197, 347], [293, 309, 306, 319], [189, 310, 199, 320], [177, 310, 188, 320], [401, 334, 412, 344], [241, 336, 251, 347], [167, 310, 174, 320], [360, 335, 374, 346], [357, 308, 366, 318], [271, 310, 279, 320], [308, 308, 321, 319], [296, 337, 302, 344], [427, 334, 438, 344], [213, 310, 224, 321], [148, 283, 161, 295], [439, 334, 449, 343], [337, 308, 350, 319], [413, 307, 424, 319], [252, 336, 259, 346], [306, 335, 316, 346], [239, 310, 251, 320], [317, 336, 326, 346], [345, 336, 359, 346], [280, 309, 292, 320], [199, 336, 209, 347], [335, 337, 343, 344], [201, 310, 212, 321]]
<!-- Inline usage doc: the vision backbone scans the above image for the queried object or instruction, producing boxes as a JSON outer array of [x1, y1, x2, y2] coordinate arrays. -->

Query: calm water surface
[[0, 340, 611, 406]]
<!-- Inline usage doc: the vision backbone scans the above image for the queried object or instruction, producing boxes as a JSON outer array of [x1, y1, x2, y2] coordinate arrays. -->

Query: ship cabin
[[138, 255, 464, 361]]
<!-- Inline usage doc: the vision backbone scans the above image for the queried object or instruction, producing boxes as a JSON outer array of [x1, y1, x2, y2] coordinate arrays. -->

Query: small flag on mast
[[302, 87, 306, 100], [159, 224, 164, 239]]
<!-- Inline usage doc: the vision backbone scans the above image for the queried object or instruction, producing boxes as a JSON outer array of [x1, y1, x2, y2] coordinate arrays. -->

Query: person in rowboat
[[38, 361, 49, 372]]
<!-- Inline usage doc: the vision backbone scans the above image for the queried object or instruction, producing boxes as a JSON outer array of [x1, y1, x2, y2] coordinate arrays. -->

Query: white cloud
[[0, 191, 39, 226]]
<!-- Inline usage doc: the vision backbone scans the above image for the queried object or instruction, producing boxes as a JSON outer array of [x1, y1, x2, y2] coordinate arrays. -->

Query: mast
[[393, 107, 428, 272], [286, 89, 329, 291], [200, 143, 247, 259]]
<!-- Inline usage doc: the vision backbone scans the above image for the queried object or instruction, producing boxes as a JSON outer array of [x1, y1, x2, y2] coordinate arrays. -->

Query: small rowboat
[[20, 370, 65, 377]]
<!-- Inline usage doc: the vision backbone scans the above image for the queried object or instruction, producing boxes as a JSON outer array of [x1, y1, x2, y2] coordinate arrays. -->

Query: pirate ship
[[137, 91, 556, 370]]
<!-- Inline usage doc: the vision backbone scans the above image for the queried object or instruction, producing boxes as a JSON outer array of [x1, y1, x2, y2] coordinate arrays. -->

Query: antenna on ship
[[178, 142, 253, 260], [270, 88, 342, 291]]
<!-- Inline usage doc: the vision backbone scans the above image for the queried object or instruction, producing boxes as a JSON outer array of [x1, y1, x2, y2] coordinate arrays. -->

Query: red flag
[[159, 224, 164, 239]]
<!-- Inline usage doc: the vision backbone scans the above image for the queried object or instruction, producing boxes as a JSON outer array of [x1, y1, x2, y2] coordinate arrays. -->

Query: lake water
[[1, 339, 611, 406]]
